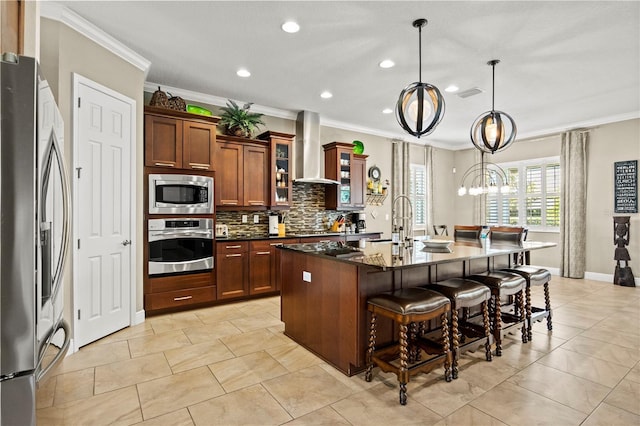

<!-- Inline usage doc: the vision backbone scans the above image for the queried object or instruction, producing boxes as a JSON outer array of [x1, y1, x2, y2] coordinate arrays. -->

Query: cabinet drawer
[[216, 241, 249, 254], [145, 286, 216, 311], [146, 271, 214, 293], [250, 238, 299, 251]]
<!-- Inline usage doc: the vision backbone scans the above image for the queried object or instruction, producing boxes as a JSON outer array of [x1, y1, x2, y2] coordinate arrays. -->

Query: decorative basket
[[149, 86, 169, 108], [167, 93, 186, 111]]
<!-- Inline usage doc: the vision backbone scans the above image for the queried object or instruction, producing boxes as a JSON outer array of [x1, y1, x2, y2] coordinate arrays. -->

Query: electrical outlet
[[242, 214, 248, 223], [253, 215, 259, 224]]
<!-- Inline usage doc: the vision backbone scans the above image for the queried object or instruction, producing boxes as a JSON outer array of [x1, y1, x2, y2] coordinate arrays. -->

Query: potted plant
[[219, 99, 266, 138]]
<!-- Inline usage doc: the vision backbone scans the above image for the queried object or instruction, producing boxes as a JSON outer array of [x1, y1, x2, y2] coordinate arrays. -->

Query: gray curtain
[[425, 145, 434, 233], [560, 130, 588, 278]]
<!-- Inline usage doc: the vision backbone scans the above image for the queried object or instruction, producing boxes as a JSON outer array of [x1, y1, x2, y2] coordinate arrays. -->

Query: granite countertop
[[278, 239, 557, 270], [217, 231, 382, 242]]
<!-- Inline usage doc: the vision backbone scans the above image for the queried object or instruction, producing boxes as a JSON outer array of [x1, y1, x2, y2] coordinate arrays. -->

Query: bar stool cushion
[[368, 288, 449, 315], [468, 271, 525, 293], [503, 265, 551, 286], [426, 278, 490, 308]]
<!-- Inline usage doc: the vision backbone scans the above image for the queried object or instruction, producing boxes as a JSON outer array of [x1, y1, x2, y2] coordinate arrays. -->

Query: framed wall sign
[[614, 160, 638, 213]]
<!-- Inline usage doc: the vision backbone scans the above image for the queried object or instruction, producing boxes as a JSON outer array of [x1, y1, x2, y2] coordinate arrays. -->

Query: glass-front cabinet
[[324, 142, 367, 210], [258, 131, 295, 208]]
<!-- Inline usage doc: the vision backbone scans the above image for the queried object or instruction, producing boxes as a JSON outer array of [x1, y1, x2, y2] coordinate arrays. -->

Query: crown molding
[[40, 2, 151, 77]]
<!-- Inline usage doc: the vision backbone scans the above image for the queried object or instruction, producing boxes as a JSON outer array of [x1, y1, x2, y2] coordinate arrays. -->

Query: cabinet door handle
[[226, 254, 242, 258], [191, 164, 210, 170], [174, 295, 193, 301], [270, 243, 283, 246], [256, 251, 271, 255], [248, 202, 264, 205], [225, 245, 242, 249], [223, 202, 238, 205], [154, 162, 175, 167]]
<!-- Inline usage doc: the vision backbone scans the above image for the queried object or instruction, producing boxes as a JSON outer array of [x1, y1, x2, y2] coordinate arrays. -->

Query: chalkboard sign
[[614, 160, 638, 213]]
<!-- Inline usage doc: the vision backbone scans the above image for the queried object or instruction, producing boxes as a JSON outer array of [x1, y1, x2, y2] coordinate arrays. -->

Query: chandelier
[[470, 59, 517, 153], [458, 156, 511, 196], [396, 18, 445, 138]]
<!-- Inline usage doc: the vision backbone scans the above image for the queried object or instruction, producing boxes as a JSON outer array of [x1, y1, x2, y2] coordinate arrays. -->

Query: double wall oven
[[147, 174, 215, 277]]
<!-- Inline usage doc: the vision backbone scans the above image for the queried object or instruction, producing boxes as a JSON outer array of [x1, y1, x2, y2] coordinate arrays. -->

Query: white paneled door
[[73, 75, 135, 348]]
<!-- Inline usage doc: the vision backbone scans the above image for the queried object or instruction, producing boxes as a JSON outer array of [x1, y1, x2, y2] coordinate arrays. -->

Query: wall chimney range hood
[[294, 111, 340, 185]]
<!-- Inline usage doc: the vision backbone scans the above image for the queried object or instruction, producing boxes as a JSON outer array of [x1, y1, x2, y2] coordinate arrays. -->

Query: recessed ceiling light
[[379, 59, 395, 69], [282, 21, 300, 33], [382, 108, 393, 114], [237, 69, 251, 78], [445, 85, 459, 93], [320, 91, 333, 99]]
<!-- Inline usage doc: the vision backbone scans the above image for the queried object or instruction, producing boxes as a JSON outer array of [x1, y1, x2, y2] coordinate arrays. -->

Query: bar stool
[[423, 278, 492, 379], [365, 287, 452, 405], [489, 226, 553, 341], [466, 271, 527, 356]]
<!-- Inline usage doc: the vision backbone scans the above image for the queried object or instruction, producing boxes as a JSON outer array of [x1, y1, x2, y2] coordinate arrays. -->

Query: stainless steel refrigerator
[[1, 54, 71, 425]]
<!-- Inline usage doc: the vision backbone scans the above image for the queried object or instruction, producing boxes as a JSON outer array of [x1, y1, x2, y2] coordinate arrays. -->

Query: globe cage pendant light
[[470, 59, 517, 153], [396, 18, 445, 138]]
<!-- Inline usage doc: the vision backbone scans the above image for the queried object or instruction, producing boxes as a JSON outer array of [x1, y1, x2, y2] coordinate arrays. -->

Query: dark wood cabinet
[[258, 131, 295, 208], [144, 106, 217, 171], [215, 141, 243, 207], [145, 114, 182, 168], [183, 120, 216, 171], [323, 142, 368, 210], [215, 135, 269, 209], [144, 271, 216, 313], [216, 242, 249, 299], [249, 239, 299, 294]]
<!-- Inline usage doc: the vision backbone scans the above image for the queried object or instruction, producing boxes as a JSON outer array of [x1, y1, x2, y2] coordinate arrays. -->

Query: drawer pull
[[270, 243, 283, 246], [223, 202, 238, 205], [226, 254, 242, 258], [248, 202, 264, 205], [256, 251, 271, 255], [191, 164, 209, 170], [226, 245, 242, 249], [154, 162, 175, 167], [174, 295, 193, 301]]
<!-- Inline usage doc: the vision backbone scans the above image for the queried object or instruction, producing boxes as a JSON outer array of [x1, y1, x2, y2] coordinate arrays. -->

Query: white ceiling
[[55, 1, 640, 149]]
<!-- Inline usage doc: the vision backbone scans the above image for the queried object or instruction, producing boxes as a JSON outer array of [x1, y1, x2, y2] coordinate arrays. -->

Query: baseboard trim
[[134, 309, 146, 325]]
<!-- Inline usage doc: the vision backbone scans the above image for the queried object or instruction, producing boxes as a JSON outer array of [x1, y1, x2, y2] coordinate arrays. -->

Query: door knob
[[122, 239, 132, 246]]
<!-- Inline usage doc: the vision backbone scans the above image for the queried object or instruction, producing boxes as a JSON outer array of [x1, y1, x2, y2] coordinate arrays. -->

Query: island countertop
[[278, 239, 556, 270]]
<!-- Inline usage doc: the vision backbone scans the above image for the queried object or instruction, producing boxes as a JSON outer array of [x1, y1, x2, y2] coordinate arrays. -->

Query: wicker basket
[[149, 86, 169, 108], [167, 93, 186, 111]]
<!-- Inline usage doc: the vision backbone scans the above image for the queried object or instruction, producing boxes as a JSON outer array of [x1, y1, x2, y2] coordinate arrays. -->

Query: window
[[409, 163, 426, 230], [486, 157, 560, 232]]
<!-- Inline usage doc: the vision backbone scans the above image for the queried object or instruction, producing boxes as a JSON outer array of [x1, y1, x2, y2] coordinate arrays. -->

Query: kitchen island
[[278, 239, 556, 376]]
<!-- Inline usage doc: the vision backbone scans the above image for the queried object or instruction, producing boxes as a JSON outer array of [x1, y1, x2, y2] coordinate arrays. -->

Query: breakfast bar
[[278, 239, 556, 376]]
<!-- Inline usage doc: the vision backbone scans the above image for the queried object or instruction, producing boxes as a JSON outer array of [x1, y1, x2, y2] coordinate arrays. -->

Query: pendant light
[[470, 60, 517, 153], [396, 18, 445, 138]]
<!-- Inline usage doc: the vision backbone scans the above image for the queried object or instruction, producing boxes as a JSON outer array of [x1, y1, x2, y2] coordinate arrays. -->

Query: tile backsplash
[[215, 183, 359, 237]]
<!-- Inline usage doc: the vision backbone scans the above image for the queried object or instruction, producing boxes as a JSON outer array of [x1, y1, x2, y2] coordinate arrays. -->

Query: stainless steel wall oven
[[148, 174, 213, 215], [148, 218, 214, 276]]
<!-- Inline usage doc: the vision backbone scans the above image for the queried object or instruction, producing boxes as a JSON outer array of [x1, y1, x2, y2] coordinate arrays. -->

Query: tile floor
[[36, 277, 640, 425]]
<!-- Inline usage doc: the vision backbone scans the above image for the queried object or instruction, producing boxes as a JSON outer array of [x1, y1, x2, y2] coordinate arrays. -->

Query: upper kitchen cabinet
[[144, 106, 218, 171], [215, 135, 269, 209], [323, 142, 367, 210], [258, 131, 295, 209]]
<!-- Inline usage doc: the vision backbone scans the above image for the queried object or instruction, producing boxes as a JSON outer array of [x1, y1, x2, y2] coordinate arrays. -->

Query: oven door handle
[[148, 232, 213, 242]]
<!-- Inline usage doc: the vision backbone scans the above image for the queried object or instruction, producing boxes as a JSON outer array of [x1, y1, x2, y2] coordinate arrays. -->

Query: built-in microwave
[[149, 174, 214, 215]]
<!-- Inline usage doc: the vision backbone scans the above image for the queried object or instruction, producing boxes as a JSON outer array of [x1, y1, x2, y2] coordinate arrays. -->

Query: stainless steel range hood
[[294, 111, 340, 185]]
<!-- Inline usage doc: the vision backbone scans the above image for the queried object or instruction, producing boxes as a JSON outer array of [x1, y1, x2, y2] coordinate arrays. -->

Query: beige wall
[[40, 19, 147, 328], [441, 118, 640, 277]]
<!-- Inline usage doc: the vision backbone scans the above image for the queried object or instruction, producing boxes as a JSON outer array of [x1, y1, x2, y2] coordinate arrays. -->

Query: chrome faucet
[[392, 195, 414, 246]]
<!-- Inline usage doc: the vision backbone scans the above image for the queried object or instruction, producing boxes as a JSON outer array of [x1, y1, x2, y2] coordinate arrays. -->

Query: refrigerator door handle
[[35, 319, 70, 382], [40, 129, 72, 305]]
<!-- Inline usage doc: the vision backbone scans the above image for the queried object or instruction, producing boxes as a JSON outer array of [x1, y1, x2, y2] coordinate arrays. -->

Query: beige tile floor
[[36, 277, 640, 425]]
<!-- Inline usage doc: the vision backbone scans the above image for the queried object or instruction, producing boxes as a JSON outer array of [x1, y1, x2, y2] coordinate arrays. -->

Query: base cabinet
[[216, 242, 249, 299], [144, 271, 216, 313]]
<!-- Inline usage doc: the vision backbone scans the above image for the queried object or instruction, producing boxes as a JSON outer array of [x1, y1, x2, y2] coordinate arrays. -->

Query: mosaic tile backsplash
[[216, 183, 360, 237]]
